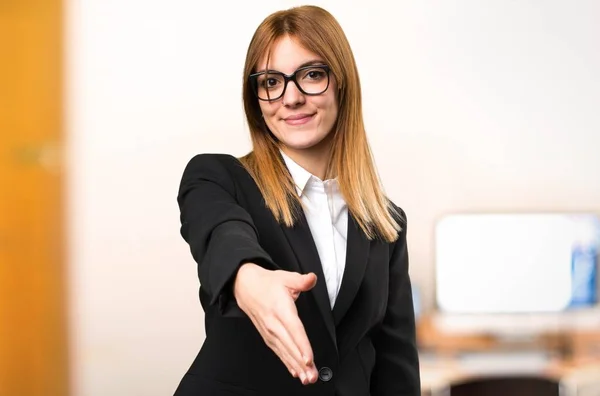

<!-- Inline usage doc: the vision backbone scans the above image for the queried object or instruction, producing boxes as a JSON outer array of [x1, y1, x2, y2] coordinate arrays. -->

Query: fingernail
[[303, 355, 311, 365], [300, 373, 306, 383], [291, 369, 296, 377]]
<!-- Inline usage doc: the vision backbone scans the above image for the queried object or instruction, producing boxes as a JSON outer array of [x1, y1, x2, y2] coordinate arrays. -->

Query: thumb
[[284, 272, 317, 292]]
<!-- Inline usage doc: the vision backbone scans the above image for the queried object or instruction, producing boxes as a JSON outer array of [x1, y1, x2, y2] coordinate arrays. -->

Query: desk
[[416, 312, 600, 395], [417, 312, 600, 360]]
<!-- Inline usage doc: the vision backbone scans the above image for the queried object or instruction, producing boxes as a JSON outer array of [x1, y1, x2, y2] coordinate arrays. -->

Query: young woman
[[174, 5, 420, 396]]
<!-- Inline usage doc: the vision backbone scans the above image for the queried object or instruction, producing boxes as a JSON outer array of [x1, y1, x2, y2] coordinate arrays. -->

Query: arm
[[371, 208, 421, 396], [177, 154, 277, 311], [178, 154, 319, 382]]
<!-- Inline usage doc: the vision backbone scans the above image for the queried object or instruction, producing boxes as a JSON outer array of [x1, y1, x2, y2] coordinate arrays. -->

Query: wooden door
[[0, 0, 68, 395]]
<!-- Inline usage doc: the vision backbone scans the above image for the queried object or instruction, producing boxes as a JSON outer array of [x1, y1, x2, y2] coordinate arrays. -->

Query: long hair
[[240, 5, 402, 242]]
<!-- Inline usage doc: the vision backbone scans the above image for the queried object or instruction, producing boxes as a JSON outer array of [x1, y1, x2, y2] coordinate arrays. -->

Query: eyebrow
[[255, 60, 326, 74]]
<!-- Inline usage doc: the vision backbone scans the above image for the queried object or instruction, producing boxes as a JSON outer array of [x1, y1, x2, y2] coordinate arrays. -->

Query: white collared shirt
[[281, 151, 348, 308]]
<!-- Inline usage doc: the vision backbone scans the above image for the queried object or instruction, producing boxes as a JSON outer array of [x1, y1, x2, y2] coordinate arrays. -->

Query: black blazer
[[174, 153, 420, 396]]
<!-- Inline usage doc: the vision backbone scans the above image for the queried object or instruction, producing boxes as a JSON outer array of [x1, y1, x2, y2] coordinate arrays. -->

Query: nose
[[281, 80, 305, 107]]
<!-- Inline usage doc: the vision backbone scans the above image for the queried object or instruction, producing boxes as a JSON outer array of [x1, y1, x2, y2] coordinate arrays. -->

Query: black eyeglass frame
[[249, 65, 331, 102]]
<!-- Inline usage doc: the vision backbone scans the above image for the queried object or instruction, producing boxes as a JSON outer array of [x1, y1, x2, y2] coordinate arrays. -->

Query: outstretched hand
[[233, 263, 319, 385]]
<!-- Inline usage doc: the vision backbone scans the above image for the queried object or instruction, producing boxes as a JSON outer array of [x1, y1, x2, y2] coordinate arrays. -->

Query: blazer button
[[318, 366, 333, 382]]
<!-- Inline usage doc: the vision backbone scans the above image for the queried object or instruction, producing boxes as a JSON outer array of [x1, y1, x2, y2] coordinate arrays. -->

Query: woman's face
[[256, 35, 338, 155]]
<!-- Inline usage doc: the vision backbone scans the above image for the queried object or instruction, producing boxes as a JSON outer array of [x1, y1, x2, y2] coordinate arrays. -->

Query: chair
[[448, 376, 560, 396]]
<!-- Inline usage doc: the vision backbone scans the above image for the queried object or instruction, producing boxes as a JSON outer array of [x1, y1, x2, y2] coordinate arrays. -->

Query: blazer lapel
[[280, 208, 337, 348], [332, 214, 371, 326]]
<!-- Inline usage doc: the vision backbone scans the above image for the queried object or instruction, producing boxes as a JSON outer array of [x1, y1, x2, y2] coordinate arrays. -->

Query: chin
[[283, 136, 327, 151]]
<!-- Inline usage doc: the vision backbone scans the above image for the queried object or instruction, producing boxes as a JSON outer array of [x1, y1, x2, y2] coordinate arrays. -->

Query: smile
[[283, 113, 315, 126]]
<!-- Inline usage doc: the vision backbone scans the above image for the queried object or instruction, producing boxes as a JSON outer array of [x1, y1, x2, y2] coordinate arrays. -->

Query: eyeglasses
[[249, 65, 330, 102]]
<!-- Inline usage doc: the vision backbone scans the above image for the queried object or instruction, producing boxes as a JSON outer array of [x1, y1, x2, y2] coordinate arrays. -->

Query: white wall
[[65, 1, 600, 395]]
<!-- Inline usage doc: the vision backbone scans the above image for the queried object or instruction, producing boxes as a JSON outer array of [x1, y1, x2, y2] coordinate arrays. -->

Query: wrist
[[233, 262, 260, 298]]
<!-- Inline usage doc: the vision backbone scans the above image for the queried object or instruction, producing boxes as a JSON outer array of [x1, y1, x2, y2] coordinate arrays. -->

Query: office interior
[[1, 1, 599, 395]]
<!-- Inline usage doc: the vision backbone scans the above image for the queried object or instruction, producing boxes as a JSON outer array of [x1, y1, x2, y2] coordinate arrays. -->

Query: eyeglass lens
[[254, 67, 329, 101]]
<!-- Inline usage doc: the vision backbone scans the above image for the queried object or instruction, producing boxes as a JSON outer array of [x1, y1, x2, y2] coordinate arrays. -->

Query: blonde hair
[[240, 5, 402, 242]]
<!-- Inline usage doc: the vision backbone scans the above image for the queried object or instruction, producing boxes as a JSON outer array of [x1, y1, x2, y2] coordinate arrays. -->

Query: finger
[[277, 301, 314, 368], [270, 335, 306, 381], [262, 317, 306, 380], [276, 322, 311, 377], [276, 321, 318, 385], [282, 271, 317, 292], [302, 272, 317, 289], [244, 291, 306, 377], [260, 298, 314, 383], [269, 338, 298, 378]]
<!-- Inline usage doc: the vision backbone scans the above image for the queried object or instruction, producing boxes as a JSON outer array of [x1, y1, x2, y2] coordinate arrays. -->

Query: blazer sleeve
[[371, 207, 421, 396], [177, 154, 278, 311]]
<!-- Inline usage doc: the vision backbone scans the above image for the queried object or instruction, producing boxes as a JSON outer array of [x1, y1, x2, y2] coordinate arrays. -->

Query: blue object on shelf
[[569, 244, 598, 307]]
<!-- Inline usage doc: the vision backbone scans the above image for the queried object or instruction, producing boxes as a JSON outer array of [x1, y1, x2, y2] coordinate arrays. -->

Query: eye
[[265, 78, 279, 87], [257, 74, 283, 90], [303, 68, 326, 80]]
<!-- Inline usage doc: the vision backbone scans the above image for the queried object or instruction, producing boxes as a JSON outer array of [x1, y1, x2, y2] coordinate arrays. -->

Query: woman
[[175, 5, 420, 396]]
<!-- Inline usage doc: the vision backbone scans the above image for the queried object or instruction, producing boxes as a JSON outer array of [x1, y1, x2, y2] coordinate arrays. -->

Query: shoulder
[[181, 153, 249, 181], [179, 153, 247, 196], [184, 153, 241, 172]]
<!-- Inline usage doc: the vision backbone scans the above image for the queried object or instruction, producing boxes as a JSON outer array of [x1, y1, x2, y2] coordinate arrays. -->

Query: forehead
[[257, 35, 324, 74]]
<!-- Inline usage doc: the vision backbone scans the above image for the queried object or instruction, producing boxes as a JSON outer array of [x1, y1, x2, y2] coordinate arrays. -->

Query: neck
[[281, 138, 332, 180]]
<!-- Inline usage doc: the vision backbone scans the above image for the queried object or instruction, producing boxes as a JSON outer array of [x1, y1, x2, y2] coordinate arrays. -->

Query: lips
[[283, 113, 315, 125]]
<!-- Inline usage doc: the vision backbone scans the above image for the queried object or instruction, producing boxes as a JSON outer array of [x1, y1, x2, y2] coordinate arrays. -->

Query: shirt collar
[[280, 150, 314, 197]]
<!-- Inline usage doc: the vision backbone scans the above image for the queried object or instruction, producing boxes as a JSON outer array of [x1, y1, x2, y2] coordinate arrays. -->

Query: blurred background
[[1, 0, 599, 395]]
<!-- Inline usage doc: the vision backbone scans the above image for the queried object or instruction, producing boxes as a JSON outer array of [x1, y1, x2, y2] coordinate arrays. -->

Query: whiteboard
[[435, 213, 600, 313]]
